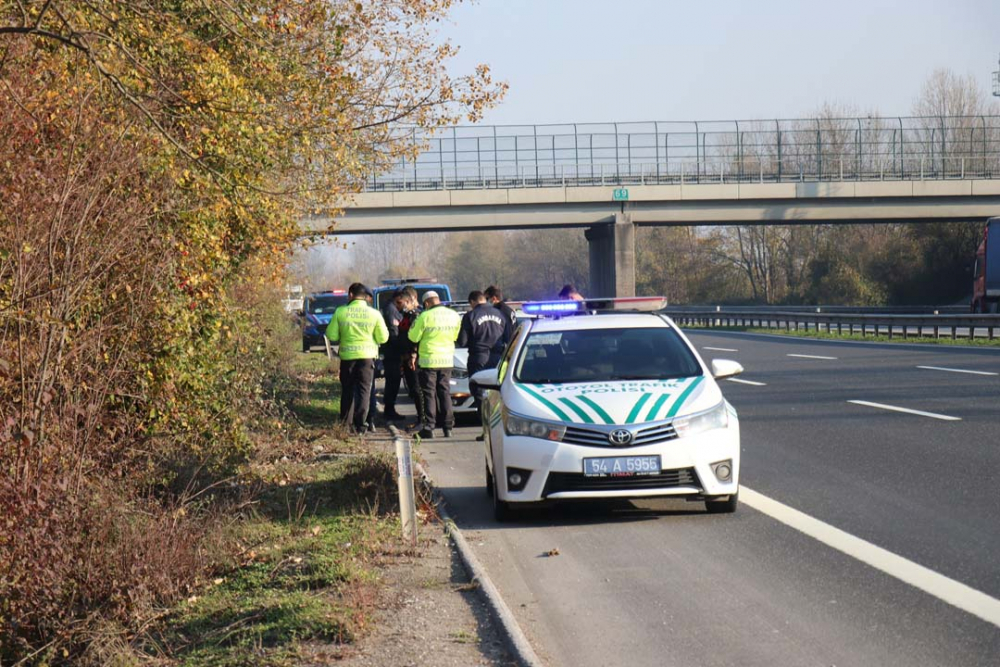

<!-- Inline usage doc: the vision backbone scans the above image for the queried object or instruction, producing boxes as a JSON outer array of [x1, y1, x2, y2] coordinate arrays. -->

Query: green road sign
[[612, 188, 629, 201]]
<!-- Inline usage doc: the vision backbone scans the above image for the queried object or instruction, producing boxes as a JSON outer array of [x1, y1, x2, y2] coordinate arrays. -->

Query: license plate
[[583, 455, 661, 478]]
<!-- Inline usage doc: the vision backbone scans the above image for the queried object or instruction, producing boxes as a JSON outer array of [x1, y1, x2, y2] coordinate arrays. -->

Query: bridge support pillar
[[585, 211, 635, 298]]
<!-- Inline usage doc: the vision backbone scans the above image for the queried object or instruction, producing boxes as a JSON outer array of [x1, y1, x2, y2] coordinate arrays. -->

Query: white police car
[[471, 298, 743, 521]]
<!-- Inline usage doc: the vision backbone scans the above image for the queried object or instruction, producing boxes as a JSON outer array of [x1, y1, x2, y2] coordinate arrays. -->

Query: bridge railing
[[367, 116, 1000, 191], [368, 156, 1000, 191]]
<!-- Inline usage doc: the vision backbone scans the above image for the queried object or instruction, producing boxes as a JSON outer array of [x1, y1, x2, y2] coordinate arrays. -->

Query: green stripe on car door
[[625, 393, 653, 424], [665, 376, 704, 418], [576, 395, 615, 424], [559, 397, 595, 423], [520, 384, 572, 422]]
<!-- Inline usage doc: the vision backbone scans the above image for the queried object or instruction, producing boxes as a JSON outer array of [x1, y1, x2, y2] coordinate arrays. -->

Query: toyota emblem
[[608, 429, 633, 446]]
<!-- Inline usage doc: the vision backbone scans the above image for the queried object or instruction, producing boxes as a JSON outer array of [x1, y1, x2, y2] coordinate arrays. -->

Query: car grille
[[543, 467, 700, 496], [562, 423, 678, 448]]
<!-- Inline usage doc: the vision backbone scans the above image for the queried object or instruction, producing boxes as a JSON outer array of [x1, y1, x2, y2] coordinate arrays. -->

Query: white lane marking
[[728, 378, 767, 386], [741, 487, 1000, 629], [787, 353, 838, 360], [704, 346, 739, 352], [847, 400, 961, 421], [916, 365, 999, 377]]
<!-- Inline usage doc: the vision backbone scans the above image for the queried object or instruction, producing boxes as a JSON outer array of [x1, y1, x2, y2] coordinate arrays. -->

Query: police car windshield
[[308, 295, 349, 314], [515, 327, 701, 384]]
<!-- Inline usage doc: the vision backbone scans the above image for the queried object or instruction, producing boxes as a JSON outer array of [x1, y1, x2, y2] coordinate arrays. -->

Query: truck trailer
[[972, 218, 1000, 313]]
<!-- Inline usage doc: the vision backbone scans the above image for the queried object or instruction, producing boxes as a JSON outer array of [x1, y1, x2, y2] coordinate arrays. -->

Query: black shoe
[[417, 428, 435, 439], [366, 422, 377, 433], [384, 409, 404, 421], [443, 428, 453, 438], [475, 434, 485, 442]]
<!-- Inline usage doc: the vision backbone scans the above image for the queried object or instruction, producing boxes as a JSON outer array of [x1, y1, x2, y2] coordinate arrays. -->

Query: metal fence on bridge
[[368, 116, 1000, 191]]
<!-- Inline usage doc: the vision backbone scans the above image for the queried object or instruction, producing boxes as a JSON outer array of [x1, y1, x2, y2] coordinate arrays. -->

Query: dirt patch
[[303, 524, 516, 667]]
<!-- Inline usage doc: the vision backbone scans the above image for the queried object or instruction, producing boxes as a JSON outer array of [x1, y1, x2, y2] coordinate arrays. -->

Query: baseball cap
[[422, 290, 440, 301]]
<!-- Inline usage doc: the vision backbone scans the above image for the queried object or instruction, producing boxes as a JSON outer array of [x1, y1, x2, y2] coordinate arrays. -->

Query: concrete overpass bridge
[[304, 116, 1000, 296]]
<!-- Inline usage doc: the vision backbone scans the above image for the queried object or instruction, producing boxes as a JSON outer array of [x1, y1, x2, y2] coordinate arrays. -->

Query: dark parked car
[[371, 279, 452, 311], [300, 290, 349, 352]]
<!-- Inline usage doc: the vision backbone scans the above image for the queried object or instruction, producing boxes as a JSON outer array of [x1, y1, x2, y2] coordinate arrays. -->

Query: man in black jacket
[[458, 290, 508, 420], [381, 287, 410, 421], [484, 285, 516, 347]]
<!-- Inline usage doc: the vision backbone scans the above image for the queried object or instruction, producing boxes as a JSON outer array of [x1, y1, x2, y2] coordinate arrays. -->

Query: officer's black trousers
[[340, 358, 375, 431], [383, 353, 403, 411], [384, 354, 425, 421], [418, 367, 453, 431], [468, 351, 501, 410]]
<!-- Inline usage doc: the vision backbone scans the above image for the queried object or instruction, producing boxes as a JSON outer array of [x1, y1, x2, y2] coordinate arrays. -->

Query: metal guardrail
[[369, 116, 1000, 191], [668, 304, 969, 315], [665, 308, 1000, 340]]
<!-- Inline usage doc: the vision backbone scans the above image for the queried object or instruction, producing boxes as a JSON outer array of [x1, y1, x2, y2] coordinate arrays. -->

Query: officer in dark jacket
[[380, 288, 407, 421], [397, 286, 426, 425], [458, 290, 508, 425], [484, 285, 516, 346]]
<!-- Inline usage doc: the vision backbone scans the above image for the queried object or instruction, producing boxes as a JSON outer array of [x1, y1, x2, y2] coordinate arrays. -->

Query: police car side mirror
[[710, 359, 744, 380], [471, 368, 501, 390]]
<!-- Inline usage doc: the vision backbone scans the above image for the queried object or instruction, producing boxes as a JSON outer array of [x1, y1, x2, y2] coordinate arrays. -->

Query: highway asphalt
[[414, 332, 1000, 666]]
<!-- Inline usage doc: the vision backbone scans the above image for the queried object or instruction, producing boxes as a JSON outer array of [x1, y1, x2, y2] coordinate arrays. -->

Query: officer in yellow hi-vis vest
[[326, 283, 389, 433], [407, 290, 461, 439]]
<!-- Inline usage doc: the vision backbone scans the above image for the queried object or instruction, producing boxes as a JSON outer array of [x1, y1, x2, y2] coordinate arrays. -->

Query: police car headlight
[[672, 401, 729, 438], [451, 368, 469, 380], [503, 409, 565, 442]]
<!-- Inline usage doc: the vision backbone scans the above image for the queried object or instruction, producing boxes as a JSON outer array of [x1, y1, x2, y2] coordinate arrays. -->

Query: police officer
[[484, 285, 517, 339], [380, 287, 407, 421], [326, 282, 389, 433], [396, 286, 426, 426], [458, 289, 507, 388], [407, 290, 461, 439]]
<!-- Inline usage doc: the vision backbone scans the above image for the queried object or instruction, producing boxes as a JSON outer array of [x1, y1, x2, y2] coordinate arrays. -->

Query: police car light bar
[[521, 301, 582, 315], [521, 297, 668, 316]]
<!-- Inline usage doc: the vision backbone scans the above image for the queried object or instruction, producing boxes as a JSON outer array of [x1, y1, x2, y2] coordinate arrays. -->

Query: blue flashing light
[[522, 301, 582, 315]]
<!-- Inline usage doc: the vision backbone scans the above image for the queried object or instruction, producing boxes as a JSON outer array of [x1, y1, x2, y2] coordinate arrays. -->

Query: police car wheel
[[705, 492, 739, 514], [485, 460, 494, 499], [302, 337, 310, 353]]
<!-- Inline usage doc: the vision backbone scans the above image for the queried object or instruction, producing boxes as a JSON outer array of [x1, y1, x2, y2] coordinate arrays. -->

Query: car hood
[[307, 313, 333, 325], [504, 376, 719, 425]]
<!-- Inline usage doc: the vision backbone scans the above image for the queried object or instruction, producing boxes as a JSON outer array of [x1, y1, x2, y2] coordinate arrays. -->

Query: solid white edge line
[[741, 486, 1000, 629], [703, 346, 739, 352], [787, 353, 838, 360], [916, 365, 999, 376], [728, 378, 767, 386], [847, 400, 961, 421]]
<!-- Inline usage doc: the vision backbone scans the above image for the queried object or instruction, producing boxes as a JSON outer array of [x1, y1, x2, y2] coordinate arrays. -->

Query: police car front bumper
[[492, 421, 740, 503]]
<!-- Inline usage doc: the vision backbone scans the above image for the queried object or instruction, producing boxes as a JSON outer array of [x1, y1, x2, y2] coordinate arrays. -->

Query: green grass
[[685, 326, 1000, 347], [156, 456, 398, 666], [289, 351, 342, 429]]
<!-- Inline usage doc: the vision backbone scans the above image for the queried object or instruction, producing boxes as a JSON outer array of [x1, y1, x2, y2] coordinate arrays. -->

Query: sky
[[441, 0, 1000, 125]]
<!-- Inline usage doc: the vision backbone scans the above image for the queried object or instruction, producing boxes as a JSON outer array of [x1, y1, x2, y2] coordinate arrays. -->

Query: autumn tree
[[1, 0, 503, 659]]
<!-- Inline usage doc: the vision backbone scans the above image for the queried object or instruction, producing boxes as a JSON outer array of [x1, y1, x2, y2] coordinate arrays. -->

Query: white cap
[[422, 290, 440, 301]]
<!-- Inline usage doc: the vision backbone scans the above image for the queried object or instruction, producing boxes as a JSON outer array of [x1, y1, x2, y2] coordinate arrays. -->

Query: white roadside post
[[396, 438, 418, 546]]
